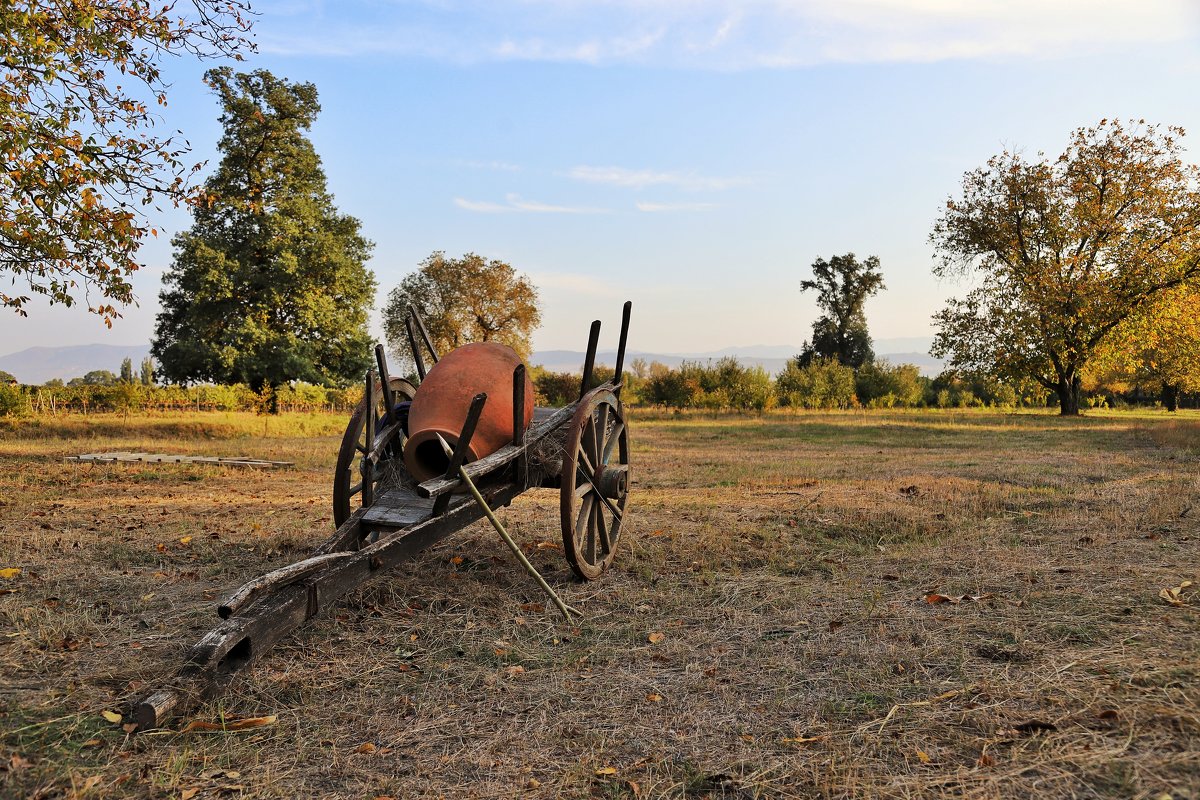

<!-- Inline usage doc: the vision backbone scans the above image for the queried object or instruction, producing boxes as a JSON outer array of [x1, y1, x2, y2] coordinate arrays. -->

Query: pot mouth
[[403, 428, 481, 485]]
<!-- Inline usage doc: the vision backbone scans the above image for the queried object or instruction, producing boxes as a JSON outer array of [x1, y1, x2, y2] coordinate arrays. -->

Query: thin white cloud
[[454, 193, 608, 214], [254, 0, 1199, 68], [636, 201, 718, 212], [568, 166, 745, 191]]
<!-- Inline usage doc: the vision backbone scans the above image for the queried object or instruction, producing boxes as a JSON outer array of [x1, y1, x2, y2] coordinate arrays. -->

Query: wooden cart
[[134, 302, 633, 729]]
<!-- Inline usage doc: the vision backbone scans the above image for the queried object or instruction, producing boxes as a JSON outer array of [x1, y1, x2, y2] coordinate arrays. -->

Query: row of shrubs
[[0, 381, 366, 417], [535, 358, 1049, 411], [0, 358, 1050, 418]]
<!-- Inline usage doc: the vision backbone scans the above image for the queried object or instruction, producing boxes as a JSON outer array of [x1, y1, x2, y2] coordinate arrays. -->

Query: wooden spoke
[[602, 420, 624, 462], [561, 388, 630, 581], [332, 376, 416, 528]]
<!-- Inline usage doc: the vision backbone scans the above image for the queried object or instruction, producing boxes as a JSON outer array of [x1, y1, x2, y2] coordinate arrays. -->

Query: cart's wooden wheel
[[333, 376, 417, 527], [561, 388, 630, 580]]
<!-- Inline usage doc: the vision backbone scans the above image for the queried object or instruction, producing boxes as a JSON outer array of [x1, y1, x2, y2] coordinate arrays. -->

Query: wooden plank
[[361, 486, 446, 528], [66, 452, 293, 468]]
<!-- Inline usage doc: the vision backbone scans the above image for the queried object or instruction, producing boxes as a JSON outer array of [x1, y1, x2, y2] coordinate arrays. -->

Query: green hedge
[[3, 382, 364, 416]]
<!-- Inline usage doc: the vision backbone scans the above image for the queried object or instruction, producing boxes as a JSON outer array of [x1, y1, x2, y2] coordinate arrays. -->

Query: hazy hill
[[0, 338, 943, 383], [0, 344, 152, 384], [533, 338, 943, 377]]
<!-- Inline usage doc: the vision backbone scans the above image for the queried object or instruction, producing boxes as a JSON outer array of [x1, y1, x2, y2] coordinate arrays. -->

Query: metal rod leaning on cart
[[409, 305, 440, 364], [375, 344, 396, 414], [436, 433, 580, 622], [405, 316, 427, 381]]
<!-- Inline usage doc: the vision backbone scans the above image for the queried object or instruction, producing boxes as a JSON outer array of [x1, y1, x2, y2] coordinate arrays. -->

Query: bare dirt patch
[[2, 409, 1198, 798]]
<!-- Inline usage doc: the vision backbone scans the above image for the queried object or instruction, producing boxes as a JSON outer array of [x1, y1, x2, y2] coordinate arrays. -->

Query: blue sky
[[2, 0, 1199, 357]]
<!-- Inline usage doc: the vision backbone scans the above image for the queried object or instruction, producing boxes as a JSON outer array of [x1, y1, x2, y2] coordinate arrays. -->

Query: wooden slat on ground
[[65, 452, 294, 469]]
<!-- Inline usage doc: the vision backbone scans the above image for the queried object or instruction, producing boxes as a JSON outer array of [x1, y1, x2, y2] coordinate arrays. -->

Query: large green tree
[[931, 120, 1200, 415], [795, 253, 884, 369], [0, 1, 252, 324], [382, 252, 540, 370], [153, 68, 375, 391]]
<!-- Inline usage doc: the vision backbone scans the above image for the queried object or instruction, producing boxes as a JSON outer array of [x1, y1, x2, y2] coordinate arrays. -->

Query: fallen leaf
[[122, 723, 137, 733], [80, 775, 102, 792], [647, 632, 664, 644], [977, 753, 995, 767], [519, 603, 544, 613], [354, 742, 377, 754], [526, 779, 541, 789], [155, 543, 166, 552], [0, 567, 21, 580], [594, 766, 618, 777], [645, 693, 663, 703], [535, 541, 562, 551], [81, 739, 103, 748], [9, 753, 31, 770], [450, 556, 464, 565], [925, 593, 993, 605], [626, 779, 642, 797], [101, 710, 122, 724], [180, 715, 277, 733], [916, 749, 931, 764], [179, 536, 193, 546], [181, 789, 199, 800], [1160, 580, 1194, 607]]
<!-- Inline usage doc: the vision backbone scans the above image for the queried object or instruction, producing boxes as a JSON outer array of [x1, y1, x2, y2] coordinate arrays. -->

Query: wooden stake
[[437, 435, 579, 621]]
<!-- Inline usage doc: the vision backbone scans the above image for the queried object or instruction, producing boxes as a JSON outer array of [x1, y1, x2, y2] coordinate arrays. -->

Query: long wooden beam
[[133, 482, 521, 730]]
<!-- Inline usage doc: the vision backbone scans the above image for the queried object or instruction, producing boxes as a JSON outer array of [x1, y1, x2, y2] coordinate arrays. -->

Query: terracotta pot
[[403, 342, 535, 484]]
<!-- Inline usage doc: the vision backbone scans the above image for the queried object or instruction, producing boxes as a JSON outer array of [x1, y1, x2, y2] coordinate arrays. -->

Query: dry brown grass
[[2, 408, 1198, 799]]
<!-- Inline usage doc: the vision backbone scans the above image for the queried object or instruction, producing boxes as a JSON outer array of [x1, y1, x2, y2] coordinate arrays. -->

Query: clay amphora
[[403, 341, 535, 484]]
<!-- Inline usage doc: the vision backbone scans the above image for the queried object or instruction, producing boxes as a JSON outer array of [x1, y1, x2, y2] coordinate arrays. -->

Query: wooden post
[[580, 320, 601, 400]]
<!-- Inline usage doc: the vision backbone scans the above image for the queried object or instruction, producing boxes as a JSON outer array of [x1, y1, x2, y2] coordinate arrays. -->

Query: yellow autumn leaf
[[645, 693, 663, 702], [101, 710, 122, 724], [647, 632, 664, 644], [916, 749, 932, 764], [0, 568, 21, 580], [1160, 580, 1194, 607], [594, 766, 618, 776], [179, 536, 193, 545]]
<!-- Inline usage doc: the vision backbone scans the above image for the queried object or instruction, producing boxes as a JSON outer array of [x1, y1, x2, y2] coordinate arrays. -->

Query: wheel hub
[[595, 464, 628, 500]]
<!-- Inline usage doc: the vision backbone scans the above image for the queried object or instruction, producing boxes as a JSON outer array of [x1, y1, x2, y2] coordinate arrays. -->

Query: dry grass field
[[1, 408, 1198, 799]]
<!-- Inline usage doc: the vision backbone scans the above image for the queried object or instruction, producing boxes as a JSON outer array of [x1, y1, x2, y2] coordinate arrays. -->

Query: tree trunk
[[1163, 383, 1180, 413], [1056, 374, 1082, 416]]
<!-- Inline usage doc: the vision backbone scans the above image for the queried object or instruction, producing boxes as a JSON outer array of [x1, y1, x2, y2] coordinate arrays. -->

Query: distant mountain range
[[0, 337, 943, 383], [0, 344, 152, 384], [534, 341, 943, 377]]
